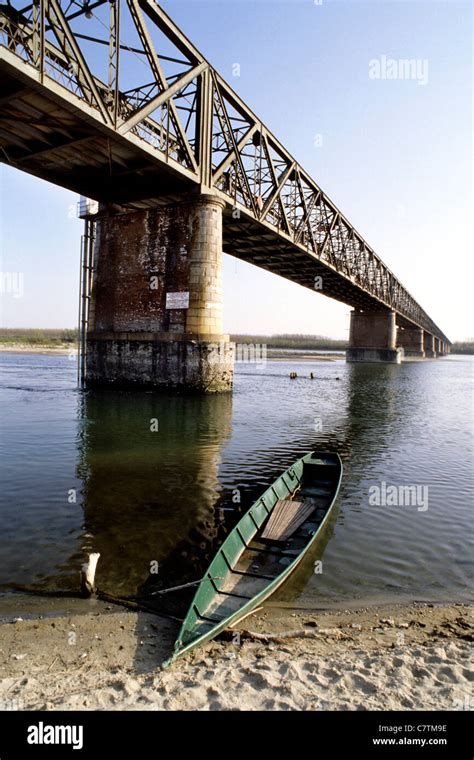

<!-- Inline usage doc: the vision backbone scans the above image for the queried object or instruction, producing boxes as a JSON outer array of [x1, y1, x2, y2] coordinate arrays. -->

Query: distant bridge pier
[[424, 332, 436, 358], [438, 337, 448, 356], [346, 310, 402, 363], [396, 325, 425, 358], [86, 194, 234, 392]]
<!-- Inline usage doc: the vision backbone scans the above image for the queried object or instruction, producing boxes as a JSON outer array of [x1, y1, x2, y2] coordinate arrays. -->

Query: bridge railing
[[0, 3, 192, 168]]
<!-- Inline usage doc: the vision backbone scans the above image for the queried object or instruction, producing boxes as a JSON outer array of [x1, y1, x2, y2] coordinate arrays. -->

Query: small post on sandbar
[[80, 553, 100, 597]]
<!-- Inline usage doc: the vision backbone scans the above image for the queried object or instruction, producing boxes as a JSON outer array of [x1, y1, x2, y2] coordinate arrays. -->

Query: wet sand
[[0, 601, 472, 711], [0, 345, 75, 355]]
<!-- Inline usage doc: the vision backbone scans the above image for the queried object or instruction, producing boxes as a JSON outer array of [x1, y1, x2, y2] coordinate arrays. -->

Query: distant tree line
[[450, 342, 474, 355], [231, 334, 474, 354], [230, 334, 348, 350], [0, 328, 78, 345], [0, 329, 472, 354]]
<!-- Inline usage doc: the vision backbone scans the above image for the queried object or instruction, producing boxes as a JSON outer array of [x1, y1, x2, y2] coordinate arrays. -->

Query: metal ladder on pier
[[77, 217, 96, 387]]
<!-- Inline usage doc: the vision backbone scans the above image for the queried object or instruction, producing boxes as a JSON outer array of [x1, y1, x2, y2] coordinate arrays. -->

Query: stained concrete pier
[[397, 326, 425, 358], [346, 310, 402, 364], [424, 332, 436, 358], [86, 194, 234, 391]]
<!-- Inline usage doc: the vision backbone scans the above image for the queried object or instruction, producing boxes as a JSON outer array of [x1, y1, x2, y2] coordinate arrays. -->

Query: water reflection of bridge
[[76, 390, 233, 598], [74, 362, 400, 614]]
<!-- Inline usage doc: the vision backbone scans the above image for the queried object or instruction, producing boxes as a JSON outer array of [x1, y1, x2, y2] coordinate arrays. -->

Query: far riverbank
[[0, 344, 345, 360]]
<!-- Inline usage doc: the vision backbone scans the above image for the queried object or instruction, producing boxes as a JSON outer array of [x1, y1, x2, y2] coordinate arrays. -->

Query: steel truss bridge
[[0, 0, 449, 343]]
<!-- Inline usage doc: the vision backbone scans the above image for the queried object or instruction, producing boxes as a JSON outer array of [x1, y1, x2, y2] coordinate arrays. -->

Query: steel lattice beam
[[0, 0, 450, 343]]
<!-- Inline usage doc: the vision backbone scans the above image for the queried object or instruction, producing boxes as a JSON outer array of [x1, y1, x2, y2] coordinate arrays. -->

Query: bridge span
[[0, 0, 450, 390]]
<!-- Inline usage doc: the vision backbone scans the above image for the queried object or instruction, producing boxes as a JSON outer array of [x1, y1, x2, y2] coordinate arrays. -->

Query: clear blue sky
[[0, 0, 472, 340]]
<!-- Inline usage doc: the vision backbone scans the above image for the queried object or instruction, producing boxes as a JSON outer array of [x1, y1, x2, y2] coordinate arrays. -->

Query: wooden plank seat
[[261, 499, 315, 543]]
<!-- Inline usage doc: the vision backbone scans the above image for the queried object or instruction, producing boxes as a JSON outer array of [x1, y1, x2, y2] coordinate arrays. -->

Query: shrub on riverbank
[[0, 328, 78, 346], [230, 334, 348, 351]]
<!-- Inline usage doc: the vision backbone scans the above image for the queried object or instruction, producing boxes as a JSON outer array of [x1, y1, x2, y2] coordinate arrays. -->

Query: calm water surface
[[0, 352, 472, 615]]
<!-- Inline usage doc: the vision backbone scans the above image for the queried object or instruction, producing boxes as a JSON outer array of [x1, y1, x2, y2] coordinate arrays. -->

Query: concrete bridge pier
[[397, 325, 425, 358], [86, 194, 234, 392], [346, 310, 402, 363], [424, 332, 436, 358]]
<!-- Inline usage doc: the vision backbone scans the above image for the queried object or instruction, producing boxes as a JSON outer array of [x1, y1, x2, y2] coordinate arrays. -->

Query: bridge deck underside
[[222, 214, 414, 326], [0, 65, 194, 201]]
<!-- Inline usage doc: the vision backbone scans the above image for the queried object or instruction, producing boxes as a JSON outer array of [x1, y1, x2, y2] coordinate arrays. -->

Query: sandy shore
[[0, 344, 76, 355], [0, 601, 472, 711]]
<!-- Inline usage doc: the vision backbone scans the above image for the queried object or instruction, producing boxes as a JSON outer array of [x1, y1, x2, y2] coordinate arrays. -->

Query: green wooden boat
[[162, 451, 342, 668]]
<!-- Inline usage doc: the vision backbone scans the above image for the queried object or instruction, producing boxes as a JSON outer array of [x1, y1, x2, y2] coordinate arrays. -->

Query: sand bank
[[0, 345, 344, 361], [0, 601, 472, 711], [0, 344, 76, 355]]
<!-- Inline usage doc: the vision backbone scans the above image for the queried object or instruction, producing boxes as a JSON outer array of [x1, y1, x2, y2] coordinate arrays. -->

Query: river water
[[0, 351, 472, 616]]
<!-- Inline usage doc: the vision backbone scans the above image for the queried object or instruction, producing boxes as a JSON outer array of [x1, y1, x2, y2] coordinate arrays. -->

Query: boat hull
[[162, 451, 343, 668]]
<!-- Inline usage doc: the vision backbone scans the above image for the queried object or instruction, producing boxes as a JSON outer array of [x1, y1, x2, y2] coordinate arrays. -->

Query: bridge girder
[[0, 0, 449, 343]]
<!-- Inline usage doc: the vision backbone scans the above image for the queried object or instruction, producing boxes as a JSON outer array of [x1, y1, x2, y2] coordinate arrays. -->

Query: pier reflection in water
[[0, 352, 472, 612], [269, 362, 399, 608], [76, 363, 400, 615], [77, 391, 233, 600]]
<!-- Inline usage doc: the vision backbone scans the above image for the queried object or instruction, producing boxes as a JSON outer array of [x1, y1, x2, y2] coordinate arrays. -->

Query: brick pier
[[86, 194, 234, 391]]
